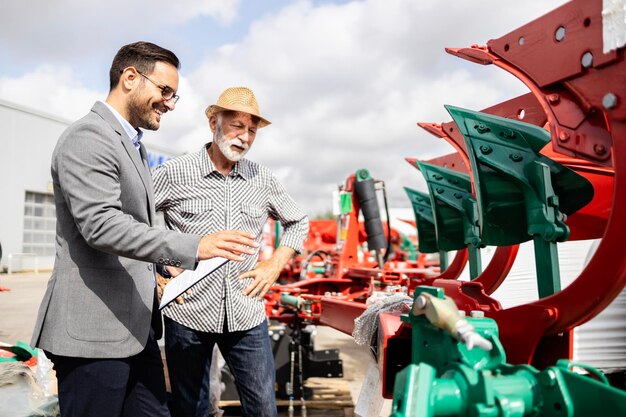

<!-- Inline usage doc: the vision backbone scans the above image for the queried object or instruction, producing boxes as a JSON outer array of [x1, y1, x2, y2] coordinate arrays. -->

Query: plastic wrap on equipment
[[352, 293, 412, 346], [0, 362, 59, 417]]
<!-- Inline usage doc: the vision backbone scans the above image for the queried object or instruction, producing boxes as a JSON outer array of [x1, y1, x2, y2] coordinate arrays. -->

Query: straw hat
[[204, 86, 271, 128]]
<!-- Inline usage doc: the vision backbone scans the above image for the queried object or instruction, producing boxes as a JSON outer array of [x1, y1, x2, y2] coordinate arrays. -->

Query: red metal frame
[[444, 0, 625, 365], [371, 0, 621, 369], [473, 245, 519, 295]]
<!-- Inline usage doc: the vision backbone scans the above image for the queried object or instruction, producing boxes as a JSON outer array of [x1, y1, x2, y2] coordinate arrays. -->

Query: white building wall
[[0, 99, 70, 272]]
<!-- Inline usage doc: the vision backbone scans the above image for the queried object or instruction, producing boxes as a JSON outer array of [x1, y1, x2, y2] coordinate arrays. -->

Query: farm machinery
[[265, 0, 626, 415]]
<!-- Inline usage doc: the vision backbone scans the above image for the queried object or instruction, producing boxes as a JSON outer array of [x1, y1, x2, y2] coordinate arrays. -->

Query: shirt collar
[[201, 143, 250, 180], [101, 101, 143, 148]]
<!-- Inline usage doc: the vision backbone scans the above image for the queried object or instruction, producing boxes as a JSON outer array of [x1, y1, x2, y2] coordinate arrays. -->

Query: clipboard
[[159, 257, 229, 309]]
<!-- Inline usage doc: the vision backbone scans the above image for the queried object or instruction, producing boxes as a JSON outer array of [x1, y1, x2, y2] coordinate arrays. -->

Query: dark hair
[[109, 41, 180, 90]]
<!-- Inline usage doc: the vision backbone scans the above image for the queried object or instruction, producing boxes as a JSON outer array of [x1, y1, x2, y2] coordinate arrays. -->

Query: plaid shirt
[[153, 143, 309, 332]]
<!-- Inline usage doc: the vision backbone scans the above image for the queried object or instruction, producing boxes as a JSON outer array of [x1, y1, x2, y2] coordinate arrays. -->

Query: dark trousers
[[48, 325, 169, 417], [164, 317, 277, 417]]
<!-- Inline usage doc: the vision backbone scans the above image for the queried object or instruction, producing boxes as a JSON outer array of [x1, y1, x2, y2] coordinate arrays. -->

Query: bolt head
[[546, 369, 558, 387], [603, 92, 618, 109], [475, 124, 491, 134], [544, 308, 557, 320], [593, 144, 607, 155], [501, 129, 517, 139], [581, 51, 593, 68], [555, 26, 566, 42], [547, 94, 560, 104]]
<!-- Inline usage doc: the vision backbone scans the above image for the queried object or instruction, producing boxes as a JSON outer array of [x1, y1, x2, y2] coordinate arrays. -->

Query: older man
[[153, 86, 309, 417]]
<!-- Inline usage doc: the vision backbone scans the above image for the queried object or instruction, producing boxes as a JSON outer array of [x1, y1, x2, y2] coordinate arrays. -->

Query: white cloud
[[0, 66, 100, 121], [0, 0, 240, 65], [159, 0, 564, 215], [0, 0, 567, 216]]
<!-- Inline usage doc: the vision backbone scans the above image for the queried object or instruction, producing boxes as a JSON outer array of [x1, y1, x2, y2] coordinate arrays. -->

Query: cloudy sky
[[1, 0, 566, 216]]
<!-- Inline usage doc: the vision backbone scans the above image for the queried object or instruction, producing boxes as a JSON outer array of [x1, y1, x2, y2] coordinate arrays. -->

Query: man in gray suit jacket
[[31, 42, 258, 417]]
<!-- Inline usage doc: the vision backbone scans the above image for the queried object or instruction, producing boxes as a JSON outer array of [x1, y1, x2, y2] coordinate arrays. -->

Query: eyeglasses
[[137, 71, 180, 103]]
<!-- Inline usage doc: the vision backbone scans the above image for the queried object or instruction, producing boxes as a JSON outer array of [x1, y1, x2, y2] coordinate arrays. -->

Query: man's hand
[[239, 246, 295, 299], [156, 266, 186, 304], [198, 230, 259, 261]]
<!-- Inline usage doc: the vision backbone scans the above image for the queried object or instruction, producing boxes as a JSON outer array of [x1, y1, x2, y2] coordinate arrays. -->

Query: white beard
[[214, 126, 250, 162]]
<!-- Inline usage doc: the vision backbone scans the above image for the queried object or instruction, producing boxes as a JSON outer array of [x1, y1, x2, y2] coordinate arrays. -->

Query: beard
[[214, 124, 250, 162], [127, 87, 162, 131]]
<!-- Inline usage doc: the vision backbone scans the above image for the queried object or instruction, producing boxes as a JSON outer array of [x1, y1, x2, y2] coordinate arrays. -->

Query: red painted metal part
[[449, 1, 619, 166], [430, 279, 501, 313], [473, 245, 519, 295], [334, 174, 361, 274], [376, 312, 412, 399], [319, 297, 367, 335], [445, 0, 626, 364], [433, 249, 468, 280], [541, 144, 613, 241], [265, 278, 369, 323], [420, 151, 468, 174]]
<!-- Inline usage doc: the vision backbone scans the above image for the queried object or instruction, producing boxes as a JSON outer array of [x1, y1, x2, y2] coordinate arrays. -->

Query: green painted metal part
[[0, 341, 37, 362], [274, 220, 281, 249], [416, 162, 479, 252], [403, 187, 438, 254], [390, 286, 626, 417], [356, 168, 372, 182], [445, 106, 594, 297], [399, 232, 418, 261], [416, 162, 482, 278], [438, 251, 448, 271], [444, 105, 593, 246]]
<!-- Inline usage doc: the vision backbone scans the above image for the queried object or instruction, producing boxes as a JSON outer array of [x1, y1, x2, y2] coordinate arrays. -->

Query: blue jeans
[[164, 317, 276, 417]]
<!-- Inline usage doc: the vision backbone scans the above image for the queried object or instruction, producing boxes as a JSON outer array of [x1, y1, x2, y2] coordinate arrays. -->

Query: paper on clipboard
[[159, 257, 229, 309]]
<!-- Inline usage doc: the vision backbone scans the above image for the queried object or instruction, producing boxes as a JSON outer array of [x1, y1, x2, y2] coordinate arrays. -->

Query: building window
[[23, 191, 56, 256]]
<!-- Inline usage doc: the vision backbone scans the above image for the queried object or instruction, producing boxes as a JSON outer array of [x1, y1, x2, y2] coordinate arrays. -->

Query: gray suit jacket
[[32, 101, 200, 358]]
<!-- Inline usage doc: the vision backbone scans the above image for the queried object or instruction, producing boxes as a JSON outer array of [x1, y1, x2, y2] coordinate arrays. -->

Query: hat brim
[[205, 104, 271, 128]]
